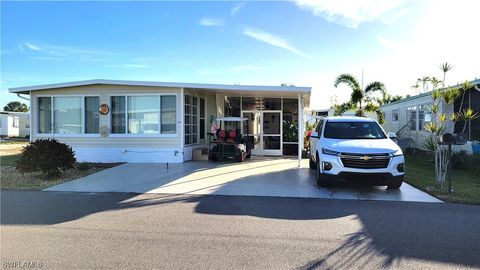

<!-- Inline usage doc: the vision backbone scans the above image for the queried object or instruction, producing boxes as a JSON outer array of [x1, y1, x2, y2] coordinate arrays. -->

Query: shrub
[[468, 153, 480, 176], [77, 162, 91, 171], [15, 139, 76, 177], [451, 150, 469, 170]]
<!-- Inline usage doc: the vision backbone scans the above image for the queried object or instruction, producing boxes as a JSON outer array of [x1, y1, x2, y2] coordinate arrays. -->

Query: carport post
[[298, 93, 303, 167]]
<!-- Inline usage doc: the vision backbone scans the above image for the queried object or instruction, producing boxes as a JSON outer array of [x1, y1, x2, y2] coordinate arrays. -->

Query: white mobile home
[[381, 79, 480, 153], [0, 111, 30, 138], [9, 79, 310, 163]]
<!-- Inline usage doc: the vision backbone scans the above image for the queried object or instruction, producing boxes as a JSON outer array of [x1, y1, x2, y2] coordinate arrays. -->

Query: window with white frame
[[110, 95, 176, 135], [38, 96, 95, 134], [418, 104, 431, 131], [184, 95, 198, 145], [37, 96, 99, 134], [406, 106, 417, 130], [12, 117, 19, 128], [392, 109, 399, 122]]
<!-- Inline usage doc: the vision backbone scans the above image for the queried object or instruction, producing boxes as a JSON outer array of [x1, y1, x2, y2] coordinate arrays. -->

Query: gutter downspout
[[16, 93, 30, 102]]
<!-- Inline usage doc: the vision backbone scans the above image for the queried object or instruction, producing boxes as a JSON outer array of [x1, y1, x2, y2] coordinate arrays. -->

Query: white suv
[[309, 116, 404, 189]]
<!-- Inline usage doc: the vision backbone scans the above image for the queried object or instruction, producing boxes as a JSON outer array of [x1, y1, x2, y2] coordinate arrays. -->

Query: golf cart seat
[[217, 130, 226, 142], [228, 129, 236, 143]]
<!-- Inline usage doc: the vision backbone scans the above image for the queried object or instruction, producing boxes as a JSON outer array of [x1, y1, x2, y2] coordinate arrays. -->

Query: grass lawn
[[1, 154, 20, 166], [1, 162, 121, 191], [404, 153, 480, 205]]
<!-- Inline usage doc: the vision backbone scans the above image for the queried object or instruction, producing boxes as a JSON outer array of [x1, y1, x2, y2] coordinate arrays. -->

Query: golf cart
[[208, 117, 252, 162]]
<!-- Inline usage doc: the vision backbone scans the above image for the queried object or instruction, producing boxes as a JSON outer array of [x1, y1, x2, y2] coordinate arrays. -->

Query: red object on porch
[[228, 129, 236, 143], [218, 130, 226, 141]]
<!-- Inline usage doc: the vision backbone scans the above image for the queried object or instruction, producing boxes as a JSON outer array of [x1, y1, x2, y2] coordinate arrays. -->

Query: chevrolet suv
[[309, 116, 404, 189]]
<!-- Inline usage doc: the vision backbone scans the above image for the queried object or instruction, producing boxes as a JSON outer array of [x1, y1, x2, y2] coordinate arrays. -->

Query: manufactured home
[[9, 79, 310, 163], [0, 111, 30, 138], [381, 79, 480, 154]]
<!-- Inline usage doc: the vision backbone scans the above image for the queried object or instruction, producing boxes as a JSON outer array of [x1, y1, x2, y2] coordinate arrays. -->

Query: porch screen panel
[[85, 96, 99, 134], [38, 97, 52, 133], [53, 97, 82, 134], [128, 96, 159, 134], [282, 98, 298, 155], [199, 98, 205, 139], [161, 95, 176, 134], [184, 95, 198, 145], [406, 106, 417, 130], [111, 96, 126, 134]]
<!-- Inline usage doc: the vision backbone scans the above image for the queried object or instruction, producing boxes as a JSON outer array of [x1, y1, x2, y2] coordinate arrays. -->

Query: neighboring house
[[9, 79, 310, 163], [0, 111, 30, 138], [381, 79, 480, 153]]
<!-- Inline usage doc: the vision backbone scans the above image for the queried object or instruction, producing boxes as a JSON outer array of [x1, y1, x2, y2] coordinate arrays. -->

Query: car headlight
[[391, 149, 403, 157], [322, 148, 340, 156]]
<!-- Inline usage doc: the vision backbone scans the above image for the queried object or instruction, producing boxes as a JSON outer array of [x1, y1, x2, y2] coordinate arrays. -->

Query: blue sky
[[1, 1, 479, 109]]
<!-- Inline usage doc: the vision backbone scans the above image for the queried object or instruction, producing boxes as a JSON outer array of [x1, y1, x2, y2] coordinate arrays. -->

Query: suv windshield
[[324, 121, 386, 139]]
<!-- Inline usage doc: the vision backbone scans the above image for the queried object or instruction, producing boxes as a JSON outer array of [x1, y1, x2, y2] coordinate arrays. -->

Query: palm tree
[[430, 77, 442, 90], [333, 73, 386, 117], [410, 83, 420, 95], [417, 76, 431, 93], [440, 62, 453, 87]]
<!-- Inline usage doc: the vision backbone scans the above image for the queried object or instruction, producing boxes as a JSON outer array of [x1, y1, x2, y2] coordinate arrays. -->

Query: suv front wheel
[[315, 155, 328, 187]]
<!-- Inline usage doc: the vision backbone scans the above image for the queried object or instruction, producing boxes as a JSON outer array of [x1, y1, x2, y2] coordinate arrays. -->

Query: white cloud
[[377, 36, 403, 51], [199, 17, 224, 27], [242, 28, 308, 57], [231, 2, 246, 16], [294, 0, 411, 28], [24, 42, 42, 51]]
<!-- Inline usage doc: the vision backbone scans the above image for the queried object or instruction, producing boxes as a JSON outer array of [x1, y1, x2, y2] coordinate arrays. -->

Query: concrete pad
[[45, 158, 442, 203]]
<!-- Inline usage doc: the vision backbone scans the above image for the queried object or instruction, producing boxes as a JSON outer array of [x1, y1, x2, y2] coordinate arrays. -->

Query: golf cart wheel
[[309, 156, 315, 169], [246, 151, 251, 159]]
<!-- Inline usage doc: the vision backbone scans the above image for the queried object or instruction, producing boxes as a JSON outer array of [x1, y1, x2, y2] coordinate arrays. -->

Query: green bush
[[77, 162, 91, 171], [468, 153, 480, 176], [15, 138, 76, 177], [451, 150, 469, 170]]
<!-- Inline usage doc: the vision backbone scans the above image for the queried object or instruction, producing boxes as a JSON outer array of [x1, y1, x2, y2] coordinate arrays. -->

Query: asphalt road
[[1, 191, 479, 269]]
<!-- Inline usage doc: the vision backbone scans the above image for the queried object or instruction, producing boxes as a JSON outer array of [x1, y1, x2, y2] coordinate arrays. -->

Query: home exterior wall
[[0, 112, 29, 138], [0, 114, 9, 137], [381, 94, 460, 151], [30, 84, 184, 163]]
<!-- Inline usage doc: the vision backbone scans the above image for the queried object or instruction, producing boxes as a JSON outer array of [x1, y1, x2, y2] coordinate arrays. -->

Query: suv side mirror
[[387, 132, 397, 139], [310, 131, 319, 139]]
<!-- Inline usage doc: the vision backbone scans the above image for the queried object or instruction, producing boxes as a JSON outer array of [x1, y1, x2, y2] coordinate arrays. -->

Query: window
[[38, 97, 52, 133], [111, 96, 126, 134], [128, 96, 159, 134], [12, 117, 19, 128], [392, 109, 399, 122], [111, 95, 177, 135], [85, 97, 99, 134], [324, 122, 386, 139], [53, 97, 82, 134], [224, 97, 240, 117], [161, 96, 176, 134], [418, 104, 431, 131], [406, 106, 417, 130], [184, 95, 198, 145], [199, 98, 206, 140]]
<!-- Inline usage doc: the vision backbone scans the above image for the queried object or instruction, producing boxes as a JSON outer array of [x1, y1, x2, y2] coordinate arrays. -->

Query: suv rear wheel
[[387, 181, 403, 189]]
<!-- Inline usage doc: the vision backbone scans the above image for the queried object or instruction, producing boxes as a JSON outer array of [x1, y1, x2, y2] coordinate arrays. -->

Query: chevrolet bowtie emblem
[[361, 156, 371, 160]]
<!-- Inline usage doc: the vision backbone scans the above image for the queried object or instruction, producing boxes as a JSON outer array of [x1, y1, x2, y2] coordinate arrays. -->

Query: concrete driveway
[[45, 158, 441, 203]]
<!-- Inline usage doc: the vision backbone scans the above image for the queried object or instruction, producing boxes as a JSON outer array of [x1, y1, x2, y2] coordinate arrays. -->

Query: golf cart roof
[[215, 117, 248, 122]]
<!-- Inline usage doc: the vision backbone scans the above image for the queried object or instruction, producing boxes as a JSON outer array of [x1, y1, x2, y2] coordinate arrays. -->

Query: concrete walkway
[[45, 158, 442, 203]]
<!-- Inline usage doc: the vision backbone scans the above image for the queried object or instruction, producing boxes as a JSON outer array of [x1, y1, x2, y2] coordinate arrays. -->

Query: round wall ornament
[[99, 104, 109, 115]]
